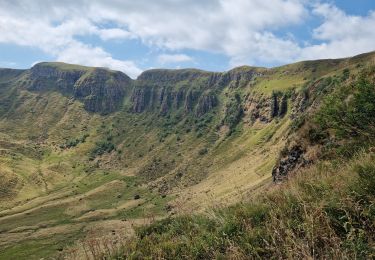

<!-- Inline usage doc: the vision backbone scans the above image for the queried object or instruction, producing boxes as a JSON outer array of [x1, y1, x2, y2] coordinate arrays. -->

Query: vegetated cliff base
[[0, 51, 374, 259]]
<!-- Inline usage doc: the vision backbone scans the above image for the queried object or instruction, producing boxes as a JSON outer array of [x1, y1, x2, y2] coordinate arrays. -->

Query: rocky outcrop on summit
[[205, 67, 263, 89], [225, 67, 263, 89], [23, 63, 131, 114], [74, 69, 130, 113], [137, 69, 211, 84], [25, 63, 86, 93]]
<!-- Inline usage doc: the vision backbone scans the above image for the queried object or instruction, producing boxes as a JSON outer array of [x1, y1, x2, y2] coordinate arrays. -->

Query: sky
[[0, 0, 374, 78]]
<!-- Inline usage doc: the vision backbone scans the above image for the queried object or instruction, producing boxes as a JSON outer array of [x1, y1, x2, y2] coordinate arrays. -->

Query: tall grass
[[90, 150, 375, 259]]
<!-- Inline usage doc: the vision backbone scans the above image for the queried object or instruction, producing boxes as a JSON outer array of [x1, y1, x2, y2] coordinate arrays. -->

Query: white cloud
[[157, 54, 193, 64], [0, 0, 307, 73], [0, 0, 373, 73], [298, 3, 375, 61], [88, 0, 307, 66], [98, 28, 135, 41], [0, 1, 142, 78], [56, 42, 142, 78]]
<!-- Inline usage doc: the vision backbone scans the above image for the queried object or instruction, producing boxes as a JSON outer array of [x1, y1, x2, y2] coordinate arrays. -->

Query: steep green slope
[[0, 51, 374, 259]]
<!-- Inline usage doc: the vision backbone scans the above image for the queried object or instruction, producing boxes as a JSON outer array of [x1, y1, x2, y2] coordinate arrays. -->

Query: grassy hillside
[[0, 51, 374, 259], [89, 64, 375, 259], [94, 150, 374, 259]]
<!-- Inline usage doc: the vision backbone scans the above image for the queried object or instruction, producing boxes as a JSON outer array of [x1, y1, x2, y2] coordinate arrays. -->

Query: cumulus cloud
[[298, 3, 375, 61], [0, 0, 373, 75], [88, 0, 307, 66], [0, 0, 142, 77], [98, 28, 135, 41], [56, 42, 142, 77], [157, 54, 193, 64]]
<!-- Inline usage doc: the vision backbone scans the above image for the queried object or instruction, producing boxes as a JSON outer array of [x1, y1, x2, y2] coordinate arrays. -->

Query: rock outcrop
[[23, 63, 131, 114], [245, 93, 288, 124], [26, 63, 86, 92], [74, 68, 130, 113], [131, 88, 149, 113], [22, 63, 265, 116], [272, 146, 305, 183], [195, 94, 218, 117]]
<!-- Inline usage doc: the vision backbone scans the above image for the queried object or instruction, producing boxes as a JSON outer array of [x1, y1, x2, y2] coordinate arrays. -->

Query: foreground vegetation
[[103, 151, 374, 259]]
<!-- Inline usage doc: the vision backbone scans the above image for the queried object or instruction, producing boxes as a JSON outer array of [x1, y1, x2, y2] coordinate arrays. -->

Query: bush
[[198, 148, 208, 155], [316, 70, 375, 141], [222, 93, 243, 132], [89, 140, 115, 159], [60, 134, 89, 149]]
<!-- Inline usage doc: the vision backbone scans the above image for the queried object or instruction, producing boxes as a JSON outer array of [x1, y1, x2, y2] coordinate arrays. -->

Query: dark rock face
[[22, 63, 262, 116], [246, 93, 288, 124], [174, 89, 185, 108], [131, 88, 149, 113], [270, 93, 279, 118], [278, 95, 288, 117], [24, 63, 131, 114], [184, 90, 197, 112], [225, 67, 263, 89], [26, 64, 85, 93], [74, 69, 130, 113], [270, 93, 288, 119], [129, 86, 216, 116], [160, 89, 172, 115], [205, 67, 262, 89], [272, 146, 305, 183], [246, 96, 271, 123], [195, 94, 217, 117]]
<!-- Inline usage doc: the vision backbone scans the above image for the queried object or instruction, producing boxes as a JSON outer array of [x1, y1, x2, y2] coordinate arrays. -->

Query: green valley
[[0, 51, 375, 259]]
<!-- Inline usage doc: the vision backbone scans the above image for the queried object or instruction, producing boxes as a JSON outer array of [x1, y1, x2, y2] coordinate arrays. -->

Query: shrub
[[60, 134, 89, 149], [198, 148, 208, 155], [316, 70, 375, 141], [90, 140, 115, 159]]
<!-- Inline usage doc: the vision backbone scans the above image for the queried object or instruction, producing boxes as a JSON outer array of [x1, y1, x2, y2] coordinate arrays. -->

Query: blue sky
[[0, 0, 374, 78]]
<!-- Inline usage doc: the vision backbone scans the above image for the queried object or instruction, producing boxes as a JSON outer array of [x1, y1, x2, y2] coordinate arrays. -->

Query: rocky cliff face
[[131, 67, 262, 117], [19, 63, 266, 117], [130, 86, 208, 116], [25, 63, 86, 92], [272, 146, 306, 182], [244, 92, 289, 124], [195, 93, 217, 117], [21, 63, 131, 114], [131, 69, 216, 116], [74, 68, 130, 113]]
